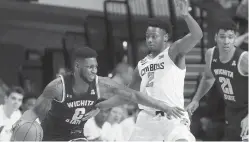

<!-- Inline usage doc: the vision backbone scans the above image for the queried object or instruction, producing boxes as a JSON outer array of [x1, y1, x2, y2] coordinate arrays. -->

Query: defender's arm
[[97, 76, 184, 117], [169, 0, 203, 60], [192, 48, 216, 102]]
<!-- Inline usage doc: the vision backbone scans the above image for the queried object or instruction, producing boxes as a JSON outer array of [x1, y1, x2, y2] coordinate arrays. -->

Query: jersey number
[[71, 108, 86, 122], [146, 72, 154, 87], [219, 77, 234, 95]]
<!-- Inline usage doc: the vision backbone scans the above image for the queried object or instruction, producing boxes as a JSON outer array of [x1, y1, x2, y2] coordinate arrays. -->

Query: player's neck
[[3, 104, 14, 118], [73, 73, 90, 94], [150, 45, 168, 58], [219, 46, 236, 62]]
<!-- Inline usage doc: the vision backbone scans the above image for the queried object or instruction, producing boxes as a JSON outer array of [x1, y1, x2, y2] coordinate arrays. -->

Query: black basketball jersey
[[41, 74, 99, 141], [210, 47, 248, 125]]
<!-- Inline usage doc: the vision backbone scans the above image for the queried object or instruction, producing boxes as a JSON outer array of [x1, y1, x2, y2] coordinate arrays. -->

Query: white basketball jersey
[[137, 47, 186, 111]]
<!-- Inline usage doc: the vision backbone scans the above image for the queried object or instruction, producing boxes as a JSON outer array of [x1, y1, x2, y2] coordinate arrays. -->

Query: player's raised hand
[[186, 100, 199, 116], [241, 115, 248, 138], [175, 0, 189, 17], [165, 106, 185, 119]]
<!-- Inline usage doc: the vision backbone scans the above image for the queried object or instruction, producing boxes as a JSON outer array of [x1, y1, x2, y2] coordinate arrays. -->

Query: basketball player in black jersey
[[12, 47, 184, 141], [186, 22, 248, 141]]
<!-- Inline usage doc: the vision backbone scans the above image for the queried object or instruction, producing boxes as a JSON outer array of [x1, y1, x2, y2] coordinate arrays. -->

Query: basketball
[[10, 119, 43, 141]]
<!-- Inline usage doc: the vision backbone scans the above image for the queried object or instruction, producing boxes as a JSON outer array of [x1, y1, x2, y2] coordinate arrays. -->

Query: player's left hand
[[175, 0, 189, 17], [241, 115, 248, 137], [81, 108, 100, 121]]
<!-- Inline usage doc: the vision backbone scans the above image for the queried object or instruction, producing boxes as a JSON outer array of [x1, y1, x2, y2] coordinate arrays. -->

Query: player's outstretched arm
[[21, 78, 63, 121], [98, 76, 184, 118], [169, 0, 203, 58], [96, 66, 141, 109], [186, 48, 215, 115]]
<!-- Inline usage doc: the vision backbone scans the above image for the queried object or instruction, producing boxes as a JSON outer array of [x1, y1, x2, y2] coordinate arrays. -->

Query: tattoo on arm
[[99, 77, 136, 102], [33, 78, 62, 120]]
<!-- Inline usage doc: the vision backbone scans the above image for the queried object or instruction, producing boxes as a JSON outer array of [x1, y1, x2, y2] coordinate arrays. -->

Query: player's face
[[5, 92, 23, 110], [146, 26, 167, 52], [215, 29, 236, 52], [76, 58, 98, 82]]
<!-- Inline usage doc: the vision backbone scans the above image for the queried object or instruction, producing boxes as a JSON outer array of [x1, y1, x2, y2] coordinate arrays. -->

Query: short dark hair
[[146, 18, 172, 38], [71, 47, 98, 62], [6, 86, 25, 97], [216, 21, 237, 33], [23, 94, 37, 104]]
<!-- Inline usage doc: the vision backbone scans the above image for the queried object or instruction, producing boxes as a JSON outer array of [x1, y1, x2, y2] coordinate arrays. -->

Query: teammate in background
[[12, 47, 184, 141], [186, 22, 248, 141], [96, 0, 203, 141], [0, 87, 24, 141]]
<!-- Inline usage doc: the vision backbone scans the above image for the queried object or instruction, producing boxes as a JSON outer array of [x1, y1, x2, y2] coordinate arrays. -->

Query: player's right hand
[[186, 100, 199, 116], [165, 107, 185, 119]]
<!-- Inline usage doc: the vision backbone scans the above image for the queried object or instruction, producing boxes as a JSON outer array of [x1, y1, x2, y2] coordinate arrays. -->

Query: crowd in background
[[0, 0, 248, 141]]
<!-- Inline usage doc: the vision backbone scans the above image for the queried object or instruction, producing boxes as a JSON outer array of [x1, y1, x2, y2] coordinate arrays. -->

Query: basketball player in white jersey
[[96, 0, 203, 141]]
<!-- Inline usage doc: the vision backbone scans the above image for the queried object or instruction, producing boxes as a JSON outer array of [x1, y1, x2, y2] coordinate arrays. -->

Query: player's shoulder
[[46, 77, 63, 90], [43, 77, 63, 99], [97, 76, 114, 89], [97, 76, 108, 84], [138, 55, 150, 66]]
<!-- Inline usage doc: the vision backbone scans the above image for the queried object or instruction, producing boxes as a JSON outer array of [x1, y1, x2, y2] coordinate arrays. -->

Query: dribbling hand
[[186, 100, 199, 116], [164, 106, 185, 119], [175, 0, 189, 17]]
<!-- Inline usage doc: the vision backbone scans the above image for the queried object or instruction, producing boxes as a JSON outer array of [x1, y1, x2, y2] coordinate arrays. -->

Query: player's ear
[[4, 95, 8, 102], [163, 34, 168, 42], [214, 34, 217, 42]]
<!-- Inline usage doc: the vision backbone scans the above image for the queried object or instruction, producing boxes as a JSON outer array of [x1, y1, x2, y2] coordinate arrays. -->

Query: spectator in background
[[20, 94, 37, 114], [110, 63, 134, 86], [84, 108, 110, 141], [0, 79, 9, 105], [0, 86, 24, 141], [236, 0, 248, 21], [120, 103, 140, 141], [101, 107, 125, 141], [56, 67, 69, 78]]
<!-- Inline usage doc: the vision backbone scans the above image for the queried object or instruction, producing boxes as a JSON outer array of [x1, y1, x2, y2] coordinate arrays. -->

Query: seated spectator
[[120, 103, 140, 140], [110, 63, 134, 86], [84, 108, 110, 141], [0, 86, 24, 141], [101, 107, 125, 141], [20, 94, 37, 113]]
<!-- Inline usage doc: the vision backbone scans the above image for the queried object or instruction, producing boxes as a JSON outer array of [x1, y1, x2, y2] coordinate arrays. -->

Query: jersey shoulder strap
[[95, 76, 101, 99], [53, 75, 66, 103]]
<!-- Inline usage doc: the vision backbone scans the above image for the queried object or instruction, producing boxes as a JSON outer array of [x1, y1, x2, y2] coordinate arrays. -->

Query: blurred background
[[0, 0, 247, 141]]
